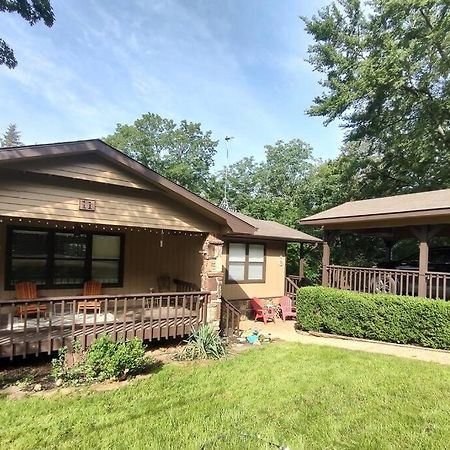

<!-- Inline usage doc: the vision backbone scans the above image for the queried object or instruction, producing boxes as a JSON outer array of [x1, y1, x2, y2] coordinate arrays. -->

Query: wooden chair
[[279, 295, 297, 321], [250, 297, 276, 324], [15, 282, 47, 319], [77, 281, 102, 314]]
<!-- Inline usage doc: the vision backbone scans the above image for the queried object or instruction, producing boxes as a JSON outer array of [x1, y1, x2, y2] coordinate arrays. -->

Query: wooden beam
[[322, 231, 331, 287]]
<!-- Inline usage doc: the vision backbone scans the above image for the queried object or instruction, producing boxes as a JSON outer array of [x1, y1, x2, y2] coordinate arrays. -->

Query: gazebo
[[300, 188, 450, 299]]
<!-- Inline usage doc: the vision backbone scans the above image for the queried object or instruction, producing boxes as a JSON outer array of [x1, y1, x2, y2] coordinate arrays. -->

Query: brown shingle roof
[[231, 212, 322, 243], [300, 188, 450, 226]]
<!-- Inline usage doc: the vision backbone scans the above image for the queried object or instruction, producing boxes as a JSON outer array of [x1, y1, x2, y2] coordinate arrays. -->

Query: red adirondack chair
[[250, 297, 276, 324], [279, 295, 296, 321]]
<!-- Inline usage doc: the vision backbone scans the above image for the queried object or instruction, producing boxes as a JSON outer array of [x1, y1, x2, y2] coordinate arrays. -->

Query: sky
[[0, 0, 344, 168]]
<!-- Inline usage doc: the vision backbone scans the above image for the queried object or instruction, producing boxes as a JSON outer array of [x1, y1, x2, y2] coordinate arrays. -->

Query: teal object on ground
[[247, 335, 259, 344]]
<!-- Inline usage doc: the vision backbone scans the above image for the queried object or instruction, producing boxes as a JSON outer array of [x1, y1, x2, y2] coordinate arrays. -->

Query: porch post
[[322, 230, 331, 287], [299, 243, 305, 280], [200, 234, 224, 325]]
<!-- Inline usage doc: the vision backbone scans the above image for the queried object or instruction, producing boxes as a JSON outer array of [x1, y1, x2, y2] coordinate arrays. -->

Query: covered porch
[[300, 189, 450, 300], [0, 216, 221, 359]]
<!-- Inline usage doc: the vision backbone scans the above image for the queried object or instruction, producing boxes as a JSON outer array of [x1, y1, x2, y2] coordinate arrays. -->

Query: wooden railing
[[0, 291, 209, 359], [219, 297, 241, 338], [285, 275, 302, 299], [327, 265, 420, 296], [426, 271, 450, 300]]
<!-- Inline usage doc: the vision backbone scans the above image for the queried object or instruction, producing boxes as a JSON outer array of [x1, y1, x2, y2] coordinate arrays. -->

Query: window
[[6, 227, 124, 289], [227, 242, 265, 283]]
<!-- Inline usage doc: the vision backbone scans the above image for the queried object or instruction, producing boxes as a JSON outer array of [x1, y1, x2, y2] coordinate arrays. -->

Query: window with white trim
[[227, 242, 265, 282]]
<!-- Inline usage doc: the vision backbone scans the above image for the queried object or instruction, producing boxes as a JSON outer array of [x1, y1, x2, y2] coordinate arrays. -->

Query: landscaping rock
[[33, 383, 42, 392], [55, 379, 63, 387]]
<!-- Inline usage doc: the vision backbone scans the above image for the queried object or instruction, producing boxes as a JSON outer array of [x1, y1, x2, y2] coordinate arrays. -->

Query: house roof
[[0, 139, 320, 243], [300, 188, 450, 229], [231, 212, 322, 243]]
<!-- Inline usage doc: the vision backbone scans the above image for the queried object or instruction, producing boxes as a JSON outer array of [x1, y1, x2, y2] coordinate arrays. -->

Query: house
[[300, 189, 450, 299], [0, 139, 320, 358]]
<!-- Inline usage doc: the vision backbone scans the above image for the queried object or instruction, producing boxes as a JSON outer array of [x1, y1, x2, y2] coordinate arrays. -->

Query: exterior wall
[[0, 221, 204, 300], [0, 171, 219, 233], [221, 240, 286, 311], [6, 154, 157, 191]]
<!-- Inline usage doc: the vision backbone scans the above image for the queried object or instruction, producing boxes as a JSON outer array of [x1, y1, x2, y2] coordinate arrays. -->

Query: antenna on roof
[[219, 136, 234, 212]]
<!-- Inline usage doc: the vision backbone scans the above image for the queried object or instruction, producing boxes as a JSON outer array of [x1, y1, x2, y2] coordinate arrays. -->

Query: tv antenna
[[219, 136, 234, 212]]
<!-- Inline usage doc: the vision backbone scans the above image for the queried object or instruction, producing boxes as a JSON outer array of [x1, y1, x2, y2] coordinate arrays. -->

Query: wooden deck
[[0, 291, 209, 359]]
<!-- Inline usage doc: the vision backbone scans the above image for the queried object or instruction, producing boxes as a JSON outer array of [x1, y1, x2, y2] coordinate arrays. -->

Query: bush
[[175, 325, 227, 361], [52, 336, 152, 384], [297, 286, 450, 349]]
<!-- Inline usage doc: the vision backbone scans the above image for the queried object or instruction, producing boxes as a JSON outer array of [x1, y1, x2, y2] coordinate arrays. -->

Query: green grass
[[1, 343, 450, 449]]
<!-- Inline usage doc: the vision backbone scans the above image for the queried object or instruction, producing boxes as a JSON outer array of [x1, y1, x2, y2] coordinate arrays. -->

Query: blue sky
[[0, 0, 344, 167]]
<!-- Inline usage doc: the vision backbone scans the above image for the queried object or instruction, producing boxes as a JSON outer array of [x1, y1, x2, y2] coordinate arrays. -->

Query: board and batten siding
[[0, 172, 220, 233], [221, 240, 286, 302], [0, 222, 204, 300]]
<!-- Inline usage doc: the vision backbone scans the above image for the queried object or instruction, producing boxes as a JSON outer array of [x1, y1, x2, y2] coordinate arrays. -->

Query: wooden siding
[[6, 154, 157, 191], [0, 222, 204, 300], [0, 172, 220, 233], [221, 240, 286, 301]]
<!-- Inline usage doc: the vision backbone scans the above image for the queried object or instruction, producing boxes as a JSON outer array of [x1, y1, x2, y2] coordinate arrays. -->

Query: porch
[[0, 291, 208, 359]]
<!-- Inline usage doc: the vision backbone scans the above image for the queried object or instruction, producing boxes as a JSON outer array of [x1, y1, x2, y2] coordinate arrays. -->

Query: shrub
[[52, 336, 152, 384], [297, 286, 450, 349], [175, 325, 227, 361]]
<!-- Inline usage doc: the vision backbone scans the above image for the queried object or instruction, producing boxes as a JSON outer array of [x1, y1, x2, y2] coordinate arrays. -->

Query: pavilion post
[[322, 230, 331, 287], [299, 242, 305, 280], [413, 226, 429, 298]]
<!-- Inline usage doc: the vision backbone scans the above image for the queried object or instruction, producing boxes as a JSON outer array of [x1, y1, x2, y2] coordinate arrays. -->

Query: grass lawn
[[1, 343, 450, 449]]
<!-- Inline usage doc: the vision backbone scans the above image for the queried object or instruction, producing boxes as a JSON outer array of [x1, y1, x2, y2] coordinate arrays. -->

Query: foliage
[[175, 325, 227, 360], [52, 336, 151, 384], [0, 0, 54, 68], [303, 0, 450, 193], [86, 336, 149, 381], [104, 113, 218, 196], [0, 123, 23, 147], [3, 344, 450, 449], [297, 286, 450, 349]]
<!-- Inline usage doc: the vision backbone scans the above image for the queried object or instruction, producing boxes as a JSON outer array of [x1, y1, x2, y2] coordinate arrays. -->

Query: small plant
[[86, 336, 150, 381], [175, 325, 227, 361], [52, 335, 152, 385]]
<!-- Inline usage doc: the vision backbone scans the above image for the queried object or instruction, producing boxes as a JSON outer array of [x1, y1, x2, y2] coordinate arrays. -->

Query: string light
[[0, 216, 204, 237]]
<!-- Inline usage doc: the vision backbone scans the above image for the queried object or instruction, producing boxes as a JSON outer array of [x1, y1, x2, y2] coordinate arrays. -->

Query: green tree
[[1, 0, 55, 68], [104, 113, 219, 196], [1, 123, 23, 147], [303, 0, 450, 193]]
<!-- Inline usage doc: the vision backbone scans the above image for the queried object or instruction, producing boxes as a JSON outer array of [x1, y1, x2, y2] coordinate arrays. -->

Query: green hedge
[[297, 286, 450, 349]]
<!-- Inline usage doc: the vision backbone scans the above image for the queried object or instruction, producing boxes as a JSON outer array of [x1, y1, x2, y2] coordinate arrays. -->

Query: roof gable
[[0, 139, 255, 234]]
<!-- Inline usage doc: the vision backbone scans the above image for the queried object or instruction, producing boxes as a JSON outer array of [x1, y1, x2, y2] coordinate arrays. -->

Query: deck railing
[[327, 265, 450, 300], [219, 297, 241, 338], [285, 275, 302, 299], [0, 291, 209, 359], [327, 265, 420, 296], [426, 271, 450, 300]]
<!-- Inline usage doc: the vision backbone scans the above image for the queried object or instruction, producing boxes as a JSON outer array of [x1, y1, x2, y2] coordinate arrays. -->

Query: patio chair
[[77, 280, 102, 314], [250, 297, 276, 324], [15, 281, 47, 319], [279, 295, 297, 321]]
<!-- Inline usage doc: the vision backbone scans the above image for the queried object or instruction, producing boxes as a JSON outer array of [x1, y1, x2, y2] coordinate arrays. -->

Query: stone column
[[200, 234, 224, 325]]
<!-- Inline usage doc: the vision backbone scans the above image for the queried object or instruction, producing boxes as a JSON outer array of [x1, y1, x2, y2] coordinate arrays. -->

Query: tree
[[1, 123, 23, 147], [0, 0, 54, 68], [303, 0, 450, 193], [104, 113, 219, 196]]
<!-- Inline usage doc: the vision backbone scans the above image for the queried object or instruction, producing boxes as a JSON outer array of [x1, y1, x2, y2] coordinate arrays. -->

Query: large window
[[226, 242, 265, 283], [7, 228, 124, 289]]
